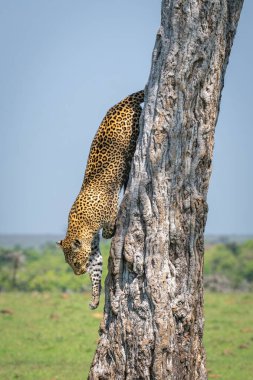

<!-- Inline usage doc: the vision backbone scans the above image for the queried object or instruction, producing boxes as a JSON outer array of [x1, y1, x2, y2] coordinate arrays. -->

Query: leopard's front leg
[[87, 233, 102, 309], [102, 222, 116, 239], [102, 193, 118, 239]]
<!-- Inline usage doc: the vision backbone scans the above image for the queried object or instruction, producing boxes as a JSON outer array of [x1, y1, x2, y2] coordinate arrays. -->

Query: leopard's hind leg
[[87, 232, 102, 309]]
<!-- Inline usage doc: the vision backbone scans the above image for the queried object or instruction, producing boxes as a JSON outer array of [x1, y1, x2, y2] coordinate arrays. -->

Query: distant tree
[[225, 242, 239, 255], [1, 250, 25, 289]]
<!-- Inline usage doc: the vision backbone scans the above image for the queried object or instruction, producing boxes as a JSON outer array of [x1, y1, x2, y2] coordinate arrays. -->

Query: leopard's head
[[57, 237, 90, 275]]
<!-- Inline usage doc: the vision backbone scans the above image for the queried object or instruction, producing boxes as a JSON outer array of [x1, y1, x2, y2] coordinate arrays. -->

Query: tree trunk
[[89, 0, 243, 379]]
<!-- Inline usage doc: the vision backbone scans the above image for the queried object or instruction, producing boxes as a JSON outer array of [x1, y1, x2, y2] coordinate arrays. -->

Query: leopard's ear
[[56, 240, 63, 247], [72, 239, 81, 249]]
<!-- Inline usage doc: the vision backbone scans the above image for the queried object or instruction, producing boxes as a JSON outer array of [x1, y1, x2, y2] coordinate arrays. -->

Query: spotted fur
[[58, 90, 144, 308]]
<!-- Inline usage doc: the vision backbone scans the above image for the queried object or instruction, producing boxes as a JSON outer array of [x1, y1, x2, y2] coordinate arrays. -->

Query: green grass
[[0, 292, 103, 380], [0, 292, 252, 380], [204, 292, 253, 379]]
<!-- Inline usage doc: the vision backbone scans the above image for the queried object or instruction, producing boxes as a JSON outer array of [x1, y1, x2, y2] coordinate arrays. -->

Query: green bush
[[0, 240, 252, 292], [0, 243, 110, 292], [204, 240, 253, 290]]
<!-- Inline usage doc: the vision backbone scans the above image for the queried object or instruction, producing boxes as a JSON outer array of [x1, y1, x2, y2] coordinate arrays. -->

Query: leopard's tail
[[125, 90, 144, 105]]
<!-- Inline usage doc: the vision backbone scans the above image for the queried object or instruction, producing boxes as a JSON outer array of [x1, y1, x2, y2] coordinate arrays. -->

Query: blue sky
[[0, 1, 252, 235]]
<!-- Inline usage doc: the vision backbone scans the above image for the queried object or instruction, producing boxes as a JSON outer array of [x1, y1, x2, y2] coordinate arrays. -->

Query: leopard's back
[[83, 90, 144, 190]]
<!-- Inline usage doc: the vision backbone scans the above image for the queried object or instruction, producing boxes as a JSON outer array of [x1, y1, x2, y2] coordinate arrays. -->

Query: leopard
[[57, 90, 144, 309]]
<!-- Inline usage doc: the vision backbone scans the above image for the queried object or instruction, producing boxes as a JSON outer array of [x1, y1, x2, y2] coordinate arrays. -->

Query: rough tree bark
[[89, 0, 243, 379]]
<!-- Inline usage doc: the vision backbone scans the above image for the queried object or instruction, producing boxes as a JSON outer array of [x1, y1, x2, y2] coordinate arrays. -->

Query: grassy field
[[0, 292, 252, 380], [204, 292, 253, 379]]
